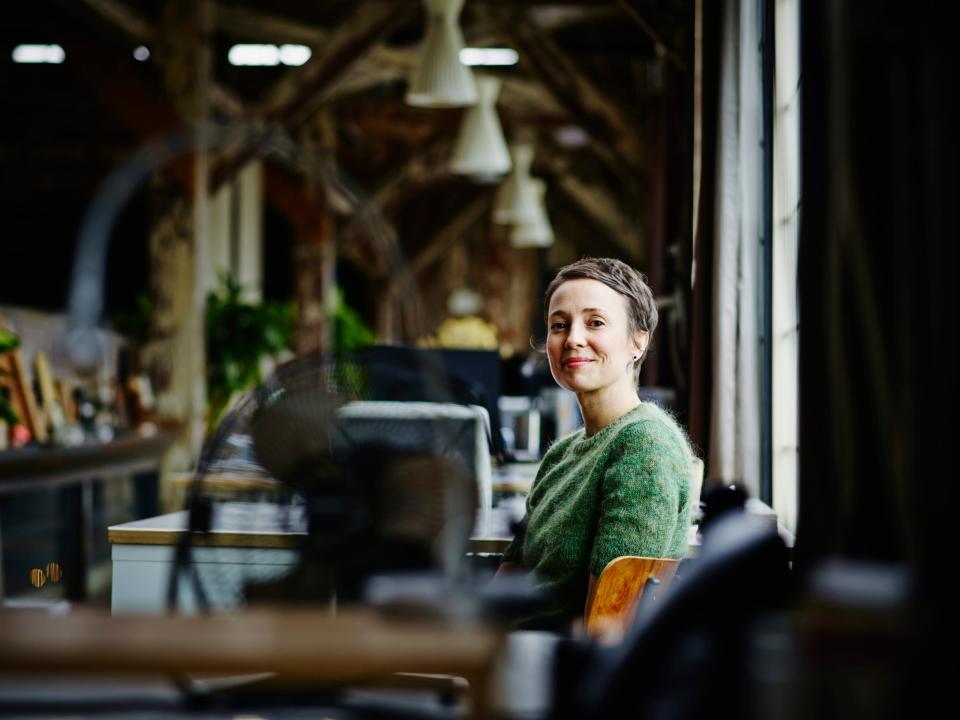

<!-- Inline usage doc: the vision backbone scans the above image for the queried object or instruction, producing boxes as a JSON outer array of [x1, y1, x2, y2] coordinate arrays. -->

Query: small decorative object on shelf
[[1, 311, 166, 452], [419, 316, 499, 350]]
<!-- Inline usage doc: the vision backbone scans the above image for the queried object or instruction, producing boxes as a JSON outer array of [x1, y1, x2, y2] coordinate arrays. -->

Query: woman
[[499, 257, 695, 630]]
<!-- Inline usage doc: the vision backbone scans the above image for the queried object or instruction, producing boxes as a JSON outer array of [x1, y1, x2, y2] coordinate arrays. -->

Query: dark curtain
[[686, 0, 723, 465], [797, 0, 957, 679]]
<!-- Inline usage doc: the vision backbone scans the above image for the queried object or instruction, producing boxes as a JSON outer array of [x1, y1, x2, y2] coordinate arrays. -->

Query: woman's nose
[[565, 322, 586, 347]]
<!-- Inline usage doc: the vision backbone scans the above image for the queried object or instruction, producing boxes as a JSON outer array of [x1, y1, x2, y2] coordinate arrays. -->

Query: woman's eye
[[589, 319, 605, 327], [550, 322, 567, 331]]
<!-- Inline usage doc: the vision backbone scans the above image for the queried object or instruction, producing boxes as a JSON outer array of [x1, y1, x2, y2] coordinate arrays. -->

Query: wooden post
[[137, 0, 213, 508], [293, 213, 335, 356], [293, 110, 337, 356]]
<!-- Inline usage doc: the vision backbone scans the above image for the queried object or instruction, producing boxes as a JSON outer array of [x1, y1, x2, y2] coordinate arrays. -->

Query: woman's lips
[[563, 358, 593, 368]]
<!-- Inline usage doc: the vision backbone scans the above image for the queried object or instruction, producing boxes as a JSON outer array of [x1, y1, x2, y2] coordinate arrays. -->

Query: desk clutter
[[1, 310, 156, 452]]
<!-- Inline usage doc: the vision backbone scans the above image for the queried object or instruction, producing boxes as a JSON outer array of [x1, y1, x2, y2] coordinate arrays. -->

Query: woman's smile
[[562, 357, 594, 369]]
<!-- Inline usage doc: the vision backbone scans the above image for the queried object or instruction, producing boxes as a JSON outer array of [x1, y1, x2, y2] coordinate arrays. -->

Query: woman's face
[[546, 278, 645, 398]]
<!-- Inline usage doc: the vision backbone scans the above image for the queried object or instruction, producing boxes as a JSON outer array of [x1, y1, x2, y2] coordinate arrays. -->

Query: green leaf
[[0, 327, 21, 353], [205, 274, 295, 431], [0, 398, 19, 425]]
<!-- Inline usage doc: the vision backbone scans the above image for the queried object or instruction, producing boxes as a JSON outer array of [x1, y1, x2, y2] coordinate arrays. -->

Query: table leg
[[58, 479, 93, 601]]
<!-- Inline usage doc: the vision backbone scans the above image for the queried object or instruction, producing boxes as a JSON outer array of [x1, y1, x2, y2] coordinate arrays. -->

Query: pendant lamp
[[450, 75, 512, 180], [447, 287, 483, 316], [493, 143, 538, 225], [406, 0, 477, 108], [510, 179, 554, 248]]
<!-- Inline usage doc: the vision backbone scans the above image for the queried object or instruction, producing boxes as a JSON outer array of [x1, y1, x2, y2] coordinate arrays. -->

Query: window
[[771, 0, 800, 535]]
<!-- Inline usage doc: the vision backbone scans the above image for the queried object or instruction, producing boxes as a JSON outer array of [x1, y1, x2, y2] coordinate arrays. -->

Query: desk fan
[[169, 353, 482, 613]]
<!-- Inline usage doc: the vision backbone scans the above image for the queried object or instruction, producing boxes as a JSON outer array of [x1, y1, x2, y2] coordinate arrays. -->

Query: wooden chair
[[584, 556, 681, 640]]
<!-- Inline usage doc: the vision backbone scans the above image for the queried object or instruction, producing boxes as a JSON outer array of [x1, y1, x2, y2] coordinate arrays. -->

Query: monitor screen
[[357, 345, 504, 459]]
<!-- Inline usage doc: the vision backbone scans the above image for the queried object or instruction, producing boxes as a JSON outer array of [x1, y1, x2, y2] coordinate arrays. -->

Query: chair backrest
[[554, 512, 791, 720], [585, 556, 681, 639]]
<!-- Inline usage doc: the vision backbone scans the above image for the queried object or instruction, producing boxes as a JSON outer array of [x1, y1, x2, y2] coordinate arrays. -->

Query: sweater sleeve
[[589, 421, 685, 577], [500, 517, 526, 564], [499, 435, 569, 567]]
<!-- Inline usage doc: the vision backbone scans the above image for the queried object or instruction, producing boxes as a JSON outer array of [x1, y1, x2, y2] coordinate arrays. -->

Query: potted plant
[[205, 275, 295, 429]]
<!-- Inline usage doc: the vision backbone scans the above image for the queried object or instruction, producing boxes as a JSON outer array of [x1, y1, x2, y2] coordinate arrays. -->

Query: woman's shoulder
[[613, 403, 693, 460]]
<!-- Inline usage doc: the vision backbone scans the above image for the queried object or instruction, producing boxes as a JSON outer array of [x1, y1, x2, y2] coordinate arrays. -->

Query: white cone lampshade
[[511, 179, 554, 247], [493, 143, 538, 225], [406, 0, 477, 108], [450, 75, 511, 180]]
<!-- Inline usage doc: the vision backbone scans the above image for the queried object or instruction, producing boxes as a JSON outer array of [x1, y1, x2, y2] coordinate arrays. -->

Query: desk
[[0, 430, 178, 600], [109, 503, 520, 613], [109, 504, 702, 613]]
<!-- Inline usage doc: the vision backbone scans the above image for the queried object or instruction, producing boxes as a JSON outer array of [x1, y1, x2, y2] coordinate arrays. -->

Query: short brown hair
[[544, 257, 658, 371]]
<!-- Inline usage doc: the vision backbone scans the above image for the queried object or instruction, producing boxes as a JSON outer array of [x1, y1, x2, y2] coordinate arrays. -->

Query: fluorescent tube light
[[229, 44, 280, 66], [278, 44, 311, 66], [12, 44, 65, 64], [228, 44, 311, 67], [459, 48, 519, 67]]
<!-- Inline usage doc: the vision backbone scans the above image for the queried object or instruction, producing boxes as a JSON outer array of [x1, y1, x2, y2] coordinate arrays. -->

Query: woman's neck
[[577, 385, 641, 437]]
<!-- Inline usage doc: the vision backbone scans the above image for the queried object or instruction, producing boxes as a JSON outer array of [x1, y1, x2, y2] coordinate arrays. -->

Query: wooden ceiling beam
[[210, 1, 411, 193], [409, 193, 491, 279], [79, 0, 153, 43], [255, 3, 409, 125], [212, 3, 567, 117], [214, 3, 327, 46], [78, 0, 245, 117], [215, 4, 414, 105], [58, 34, 194, 191], [366, 137, 455, 214], [339, 134, 455, 255], [536, 149, 644, 263], [60, 3, 403, 283], [57, 26, 331, 270], [495, 7, 646, 174], [614, 0, 687, 71], [383, 193, 492, 303]]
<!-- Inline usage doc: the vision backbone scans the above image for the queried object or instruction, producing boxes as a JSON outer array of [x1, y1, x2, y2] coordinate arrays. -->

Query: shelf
[[0, 430, 179, 494]]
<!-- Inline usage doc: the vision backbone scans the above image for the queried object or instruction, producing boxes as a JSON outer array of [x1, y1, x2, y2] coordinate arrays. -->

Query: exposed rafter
[[614, 0, 687, 70], [538, 153, 645, 264], [78, 0, 245, 117], [214, 3, 327, 46], [339, 134, 456, 256], [215, 4, 564, 118], [383, 193, 492, 305], [80, 0, 153, 42], [210, 1, 411, 193], [410, 193, 491, 278], [58, 33, 194, 190], [497, 8, 647, 172], [254, 3, 408, 124]]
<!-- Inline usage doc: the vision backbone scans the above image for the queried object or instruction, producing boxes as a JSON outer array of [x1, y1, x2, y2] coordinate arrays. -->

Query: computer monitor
[[357, 345, 505, 460], [334, 400, 493, 511]]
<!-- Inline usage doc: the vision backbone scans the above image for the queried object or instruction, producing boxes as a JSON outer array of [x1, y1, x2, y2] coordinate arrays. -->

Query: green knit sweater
[[502, 402, 694, 628]]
